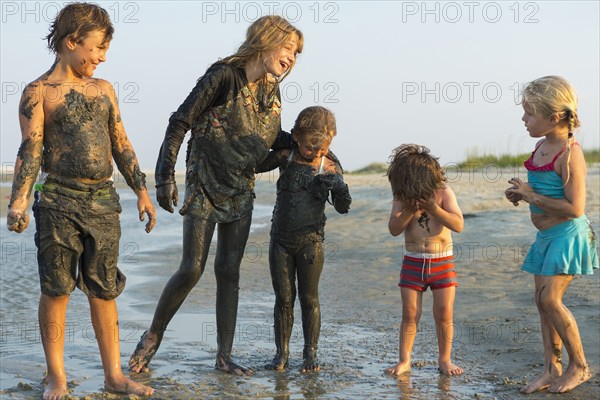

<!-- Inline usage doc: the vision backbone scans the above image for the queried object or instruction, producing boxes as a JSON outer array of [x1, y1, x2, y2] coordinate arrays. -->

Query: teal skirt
[[522, 215, 599, 276]]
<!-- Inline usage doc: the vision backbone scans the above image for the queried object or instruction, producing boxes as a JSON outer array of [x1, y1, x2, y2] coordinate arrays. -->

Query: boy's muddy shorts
[[33, 179, 125, 300]]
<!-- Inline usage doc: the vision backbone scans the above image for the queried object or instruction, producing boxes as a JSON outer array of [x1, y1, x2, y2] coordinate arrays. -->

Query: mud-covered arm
[[104, 80, 156, 233], [155, 64, 230, 185], [269, 86, 293, 150], [271, 129, 293, 150], [7, 83, 44, 233], [317, 160, 352, 214], [329, 164, 352, 214], [256, 149, 289, 173]]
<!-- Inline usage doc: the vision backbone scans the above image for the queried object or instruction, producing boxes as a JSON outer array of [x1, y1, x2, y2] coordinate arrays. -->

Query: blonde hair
[[221, 15, 303, 82], [522, 76, 580, 183], [292, 106, 336, 145], [45, 2, 113, 54], [387, 144, 447, 202]]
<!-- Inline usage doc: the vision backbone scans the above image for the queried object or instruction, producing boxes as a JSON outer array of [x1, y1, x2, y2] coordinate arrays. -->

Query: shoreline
[[1, 168, 598, 399]]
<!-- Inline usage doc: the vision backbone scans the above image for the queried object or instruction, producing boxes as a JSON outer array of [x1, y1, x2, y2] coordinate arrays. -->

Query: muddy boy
[[6, 3, 155, 399]]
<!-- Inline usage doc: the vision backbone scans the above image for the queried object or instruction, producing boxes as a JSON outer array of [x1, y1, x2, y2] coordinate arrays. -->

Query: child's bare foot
[[520, 365, 561, 394], [438, 360, 463, 376], [385, 361, 411, 376], [265, 355, 288, 371], [43, 374, 68, 400], [216, 355, 253, 376], [549, 365, 592, 393], [301, 356, 320, 373], [105, 375, 154, 397], [129, 330, 160, 373]]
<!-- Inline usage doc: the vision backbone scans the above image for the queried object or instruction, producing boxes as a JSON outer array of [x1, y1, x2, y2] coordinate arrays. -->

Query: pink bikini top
[[524, 140, 577, 171]]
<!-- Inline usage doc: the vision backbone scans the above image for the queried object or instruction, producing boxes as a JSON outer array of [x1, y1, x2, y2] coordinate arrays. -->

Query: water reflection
[[395, 372, 414, 399], [273, 372, 290, 400]]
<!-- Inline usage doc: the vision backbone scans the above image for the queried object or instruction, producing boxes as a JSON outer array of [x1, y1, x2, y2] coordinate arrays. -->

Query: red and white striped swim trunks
[[399, 252, 458, 292]]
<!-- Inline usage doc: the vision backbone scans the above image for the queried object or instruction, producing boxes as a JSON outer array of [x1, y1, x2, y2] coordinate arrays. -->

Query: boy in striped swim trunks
[[384, 144, 464, 377]]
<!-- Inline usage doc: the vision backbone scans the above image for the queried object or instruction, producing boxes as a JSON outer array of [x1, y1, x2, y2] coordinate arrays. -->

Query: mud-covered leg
[[214, 213, 253, 376], [540, 275, 592, 393], [297, 240, 324, 373], [265, 240, 296, 371], [129, 215, 215, 372], [521, 275, 564, 393]]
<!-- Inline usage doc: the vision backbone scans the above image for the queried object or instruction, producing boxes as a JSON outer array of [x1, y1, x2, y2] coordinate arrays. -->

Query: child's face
[[262, 36, 299, 78], [295, 134, 331, 162], [66, 30, 110, 78], [521, 105, 557, 138]]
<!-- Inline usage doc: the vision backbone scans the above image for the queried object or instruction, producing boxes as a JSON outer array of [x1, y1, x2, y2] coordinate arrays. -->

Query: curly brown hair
[[45, 2, 114, 54], [387, 144, 447, 202]]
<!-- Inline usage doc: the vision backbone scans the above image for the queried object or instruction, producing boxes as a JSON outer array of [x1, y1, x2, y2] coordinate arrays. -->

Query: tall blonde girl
[[129, 15, 303, 376]]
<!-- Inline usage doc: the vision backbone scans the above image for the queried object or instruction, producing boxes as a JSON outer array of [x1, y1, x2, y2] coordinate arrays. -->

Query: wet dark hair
[[387, 144, 447, 202], [292, 106, 336, 144], [45, 2, 113, 54]]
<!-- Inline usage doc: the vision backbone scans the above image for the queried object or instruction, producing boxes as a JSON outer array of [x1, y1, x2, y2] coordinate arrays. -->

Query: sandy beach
[[1, 166, 599, 399]]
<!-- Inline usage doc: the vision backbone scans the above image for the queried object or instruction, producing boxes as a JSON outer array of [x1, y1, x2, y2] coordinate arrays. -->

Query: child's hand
[[506, 178, 533, 204], [137, 196, 156, 233], [401, 199, 419, 214], [504, 184, 522, 206], [7, 209, 29, 233], [416, 196, 436, 213]]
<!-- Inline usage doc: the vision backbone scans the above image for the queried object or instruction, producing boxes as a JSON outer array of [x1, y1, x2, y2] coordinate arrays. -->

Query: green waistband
[[35, 181, 114, 198]]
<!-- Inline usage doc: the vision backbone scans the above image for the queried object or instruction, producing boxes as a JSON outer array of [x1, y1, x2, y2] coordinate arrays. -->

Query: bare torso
[[31, 78, 115, 184], [404, 190, 454, 254]]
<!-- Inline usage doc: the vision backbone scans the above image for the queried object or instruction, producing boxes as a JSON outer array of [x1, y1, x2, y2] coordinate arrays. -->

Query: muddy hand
[[140, 206, 156, 233], [506, 178, 525, 206], [505, 188, 520, 206], [156, 182, 178, 213], [7, 209, 29, 233]]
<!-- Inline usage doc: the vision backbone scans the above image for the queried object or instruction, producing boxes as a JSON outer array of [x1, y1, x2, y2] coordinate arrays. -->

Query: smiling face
[[262, 36, 299, 78], [65, 29, 110, 78]]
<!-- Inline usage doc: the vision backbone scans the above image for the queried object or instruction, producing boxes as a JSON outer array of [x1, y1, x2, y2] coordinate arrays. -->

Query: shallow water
[[1, 175, 599, 399]]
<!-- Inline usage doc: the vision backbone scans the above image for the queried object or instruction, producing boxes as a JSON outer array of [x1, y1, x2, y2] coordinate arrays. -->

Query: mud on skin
[[44, 89, 114, 181], [9, 138, 42, 209]]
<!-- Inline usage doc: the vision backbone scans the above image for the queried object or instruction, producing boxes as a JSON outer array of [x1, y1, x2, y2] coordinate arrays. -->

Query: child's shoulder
[[437, 185, 456, 197], [25, 76, 114, 98]]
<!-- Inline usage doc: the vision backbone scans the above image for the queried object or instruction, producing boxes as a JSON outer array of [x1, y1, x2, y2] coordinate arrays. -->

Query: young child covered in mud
[[6, 3, 156, 399], [385, 144, 464, 377], [505, 76, 598, 394], [256, 106, 351, 372]]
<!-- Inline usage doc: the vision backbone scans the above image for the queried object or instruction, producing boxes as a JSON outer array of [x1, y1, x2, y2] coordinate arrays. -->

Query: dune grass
[[348, 149, 599, 174], [457, 148, 600, 168]]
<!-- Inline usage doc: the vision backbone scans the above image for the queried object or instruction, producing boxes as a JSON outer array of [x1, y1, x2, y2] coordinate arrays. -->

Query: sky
[[1, 1, 599, 174]]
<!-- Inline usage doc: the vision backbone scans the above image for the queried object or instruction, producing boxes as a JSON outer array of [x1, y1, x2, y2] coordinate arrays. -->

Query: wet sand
[[1, 167, 599, 399]]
